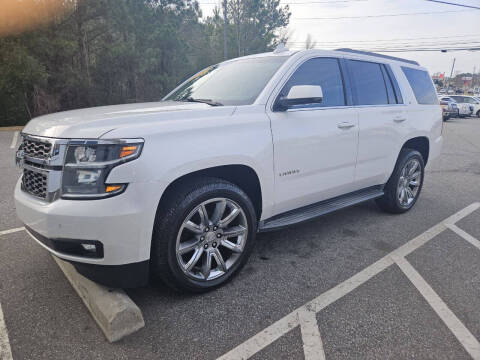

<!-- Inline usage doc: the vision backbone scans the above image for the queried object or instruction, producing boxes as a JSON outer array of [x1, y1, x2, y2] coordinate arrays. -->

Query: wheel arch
[[157, 164, 263, 221], [401, 136, 430, 165]]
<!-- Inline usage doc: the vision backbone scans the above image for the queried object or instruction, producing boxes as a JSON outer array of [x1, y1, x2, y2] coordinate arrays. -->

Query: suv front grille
[[22, 168, 47, 199], [17, 135, 68, 202], [22, 138, 52, 159]]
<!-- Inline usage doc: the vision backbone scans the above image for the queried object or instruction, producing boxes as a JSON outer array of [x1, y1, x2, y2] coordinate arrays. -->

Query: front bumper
[[24, 226, 149, 287], [16, 177, 161, 287], [15, 176, 160, 267]]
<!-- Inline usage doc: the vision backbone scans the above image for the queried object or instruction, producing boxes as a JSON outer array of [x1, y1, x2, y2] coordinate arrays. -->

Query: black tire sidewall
[[390, 149, 425, 211], [153, 179, 257, 292], [377, 149, 425, 214]]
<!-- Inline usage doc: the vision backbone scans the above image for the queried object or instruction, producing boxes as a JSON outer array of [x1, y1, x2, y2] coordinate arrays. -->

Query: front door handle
[[393, 117, 407, 123], [337, 122, 355, 129]]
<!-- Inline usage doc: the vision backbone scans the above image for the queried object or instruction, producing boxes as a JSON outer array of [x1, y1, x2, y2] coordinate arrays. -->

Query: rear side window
[[401, 67, 438, 105], [280, 57, 346, 108], [347, 60, 397, 105], [452, 96, 475, 104]]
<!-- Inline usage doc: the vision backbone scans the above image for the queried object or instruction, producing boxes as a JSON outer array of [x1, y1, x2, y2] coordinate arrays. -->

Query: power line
[[284, 34, 480, 44], [287, 39, 480, 45], [287, 45, 480, 52], [197, 0, 368, 4], [282, 0, 367, 3], [370, 47, 480, 52], [425, 0, 480, 10], [292, 9, 469, 20]]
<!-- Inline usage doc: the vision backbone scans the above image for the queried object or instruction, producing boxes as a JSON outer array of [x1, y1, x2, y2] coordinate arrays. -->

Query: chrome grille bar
[[16, 135, 68, 202], [22, 137, 53, 159]]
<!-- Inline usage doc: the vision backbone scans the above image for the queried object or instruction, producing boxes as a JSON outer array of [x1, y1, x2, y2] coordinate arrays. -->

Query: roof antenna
[[274, 43, 289, 54]]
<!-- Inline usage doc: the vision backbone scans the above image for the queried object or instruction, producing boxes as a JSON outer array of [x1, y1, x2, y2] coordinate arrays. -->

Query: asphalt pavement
[[0, 116, 479, 360]]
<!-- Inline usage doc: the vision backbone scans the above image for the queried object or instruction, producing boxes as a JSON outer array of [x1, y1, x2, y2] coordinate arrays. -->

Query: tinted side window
[[280, 58, 346, 108], [401, 67, 438, 105], [348, 60, 389, 105]]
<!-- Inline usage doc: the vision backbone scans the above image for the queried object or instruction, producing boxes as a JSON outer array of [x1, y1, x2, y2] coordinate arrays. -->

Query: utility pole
[[472, 66, 476, 91], [448, 58, 456, 90], [223, 0, 228, 60]]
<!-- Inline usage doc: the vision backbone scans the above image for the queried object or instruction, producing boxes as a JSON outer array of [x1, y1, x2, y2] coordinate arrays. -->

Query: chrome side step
[[258, 186, 384, 232]]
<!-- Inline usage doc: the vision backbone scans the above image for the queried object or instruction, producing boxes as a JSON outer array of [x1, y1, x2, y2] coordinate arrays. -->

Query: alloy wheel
[[397, 158, 422, 207], [175, 198, 248, 281]]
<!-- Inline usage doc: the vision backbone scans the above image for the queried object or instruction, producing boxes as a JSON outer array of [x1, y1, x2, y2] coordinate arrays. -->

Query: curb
[[53, 256, 145, 342], [0, 126, 23, 131]]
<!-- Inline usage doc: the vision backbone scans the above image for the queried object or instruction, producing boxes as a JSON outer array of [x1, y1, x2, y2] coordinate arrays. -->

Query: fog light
[[81, 244, 96, 252]]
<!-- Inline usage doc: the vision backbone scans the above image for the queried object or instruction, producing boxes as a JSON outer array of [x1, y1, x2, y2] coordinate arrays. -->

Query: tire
[[477, 110, 480, 118], [151, 177, 257, 293], [376, 149, 425, 214]]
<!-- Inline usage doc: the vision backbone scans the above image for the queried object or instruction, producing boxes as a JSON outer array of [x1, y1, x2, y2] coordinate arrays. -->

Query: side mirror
[[275, 85, 323, 111]]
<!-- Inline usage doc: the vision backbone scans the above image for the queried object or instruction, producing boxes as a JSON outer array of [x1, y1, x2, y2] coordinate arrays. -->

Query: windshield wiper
[[182, 97, 223, 106]]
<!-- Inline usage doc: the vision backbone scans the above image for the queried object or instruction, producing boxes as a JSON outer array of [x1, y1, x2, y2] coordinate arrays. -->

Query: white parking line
[[394, 256, 480, 360], [446, 224, 480, 251], [0, 227, 25, 237], [0, 303, 13, 360], [218, 202, 480, 360], [9, 131, 19, 149], [0, 204, 479, 359], [298, 306, 326, 360]]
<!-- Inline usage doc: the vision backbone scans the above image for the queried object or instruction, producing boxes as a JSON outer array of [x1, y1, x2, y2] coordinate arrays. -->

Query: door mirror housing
[[275, 85, 323, 111]]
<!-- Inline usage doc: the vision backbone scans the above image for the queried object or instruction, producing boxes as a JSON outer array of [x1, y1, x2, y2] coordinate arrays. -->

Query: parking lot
[[1, 116, 480, 360]]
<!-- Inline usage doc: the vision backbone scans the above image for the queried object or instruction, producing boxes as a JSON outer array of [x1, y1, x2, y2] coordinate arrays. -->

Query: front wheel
[[151, 178, 257, 293], [376, 149, 425, 214]]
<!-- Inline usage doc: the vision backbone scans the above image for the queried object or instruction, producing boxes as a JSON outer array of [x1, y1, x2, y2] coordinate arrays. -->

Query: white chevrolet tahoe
[[15, 48, 443, 292]]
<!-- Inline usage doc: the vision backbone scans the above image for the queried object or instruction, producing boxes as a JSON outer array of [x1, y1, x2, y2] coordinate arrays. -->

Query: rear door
[[267, 57, 359, 215], [346, 59, 406, 188]]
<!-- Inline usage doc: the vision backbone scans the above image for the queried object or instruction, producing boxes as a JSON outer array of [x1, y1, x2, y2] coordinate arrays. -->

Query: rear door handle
[[393, 117, 407, 123], [337, 122, 355, 129]]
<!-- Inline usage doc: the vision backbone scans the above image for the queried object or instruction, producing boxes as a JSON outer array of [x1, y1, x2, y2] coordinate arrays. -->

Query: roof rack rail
[[335, 48, 419, 66]]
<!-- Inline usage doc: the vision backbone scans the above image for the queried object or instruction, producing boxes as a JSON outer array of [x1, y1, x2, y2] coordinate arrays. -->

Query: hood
[[22, 101, 220, 138]]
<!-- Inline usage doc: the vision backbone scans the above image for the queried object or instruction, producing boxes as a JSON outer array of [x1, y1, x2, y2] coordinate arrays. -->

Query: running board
[[258, 186, 384, 232]]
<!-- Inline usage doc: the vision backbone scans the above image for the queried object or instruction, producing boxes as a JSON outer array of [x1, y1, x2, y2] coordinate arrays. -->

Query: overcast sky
[[197, 0, 480, 75]]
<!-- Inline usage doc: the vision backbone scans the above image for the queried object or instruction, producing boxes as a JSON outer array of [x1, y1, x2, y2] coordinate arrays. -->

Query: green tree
[[0, 0, 290, 126], [227, 0, 290, 57]]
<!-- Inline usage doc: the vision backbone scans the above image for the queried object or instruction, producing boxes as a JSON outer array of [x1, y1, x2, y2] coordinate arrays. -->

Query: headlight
[[62, 139, 143, 199]]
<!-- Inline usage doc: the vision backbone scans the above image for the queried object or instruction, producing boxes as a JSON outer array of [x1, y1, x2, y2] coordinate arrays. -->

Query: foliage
[[0, 0, 289, 126]]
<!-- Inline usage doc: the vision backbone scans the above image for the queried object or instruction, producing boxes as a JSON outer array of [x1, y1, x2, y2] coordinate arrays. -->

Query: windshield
[[164, 56, 288, 106]]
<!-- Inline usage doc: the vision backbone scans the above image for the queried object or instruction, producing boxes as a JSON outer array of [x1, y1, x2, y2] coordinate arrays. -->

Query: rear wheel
[[376, 149, 424, 214], [151, 178, 257, 293], [477, 110, 480, 118]]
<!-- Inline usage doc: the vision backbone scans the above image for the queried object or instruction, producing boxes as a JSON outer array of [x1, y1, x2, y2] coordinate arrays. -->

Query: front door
[[267, 57, 359, 216]]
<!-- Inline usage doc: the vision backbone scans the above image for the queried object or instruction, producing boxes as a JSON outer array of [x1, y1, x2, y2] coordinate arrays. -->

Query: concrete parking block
[[52, 256, 145, 343]]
